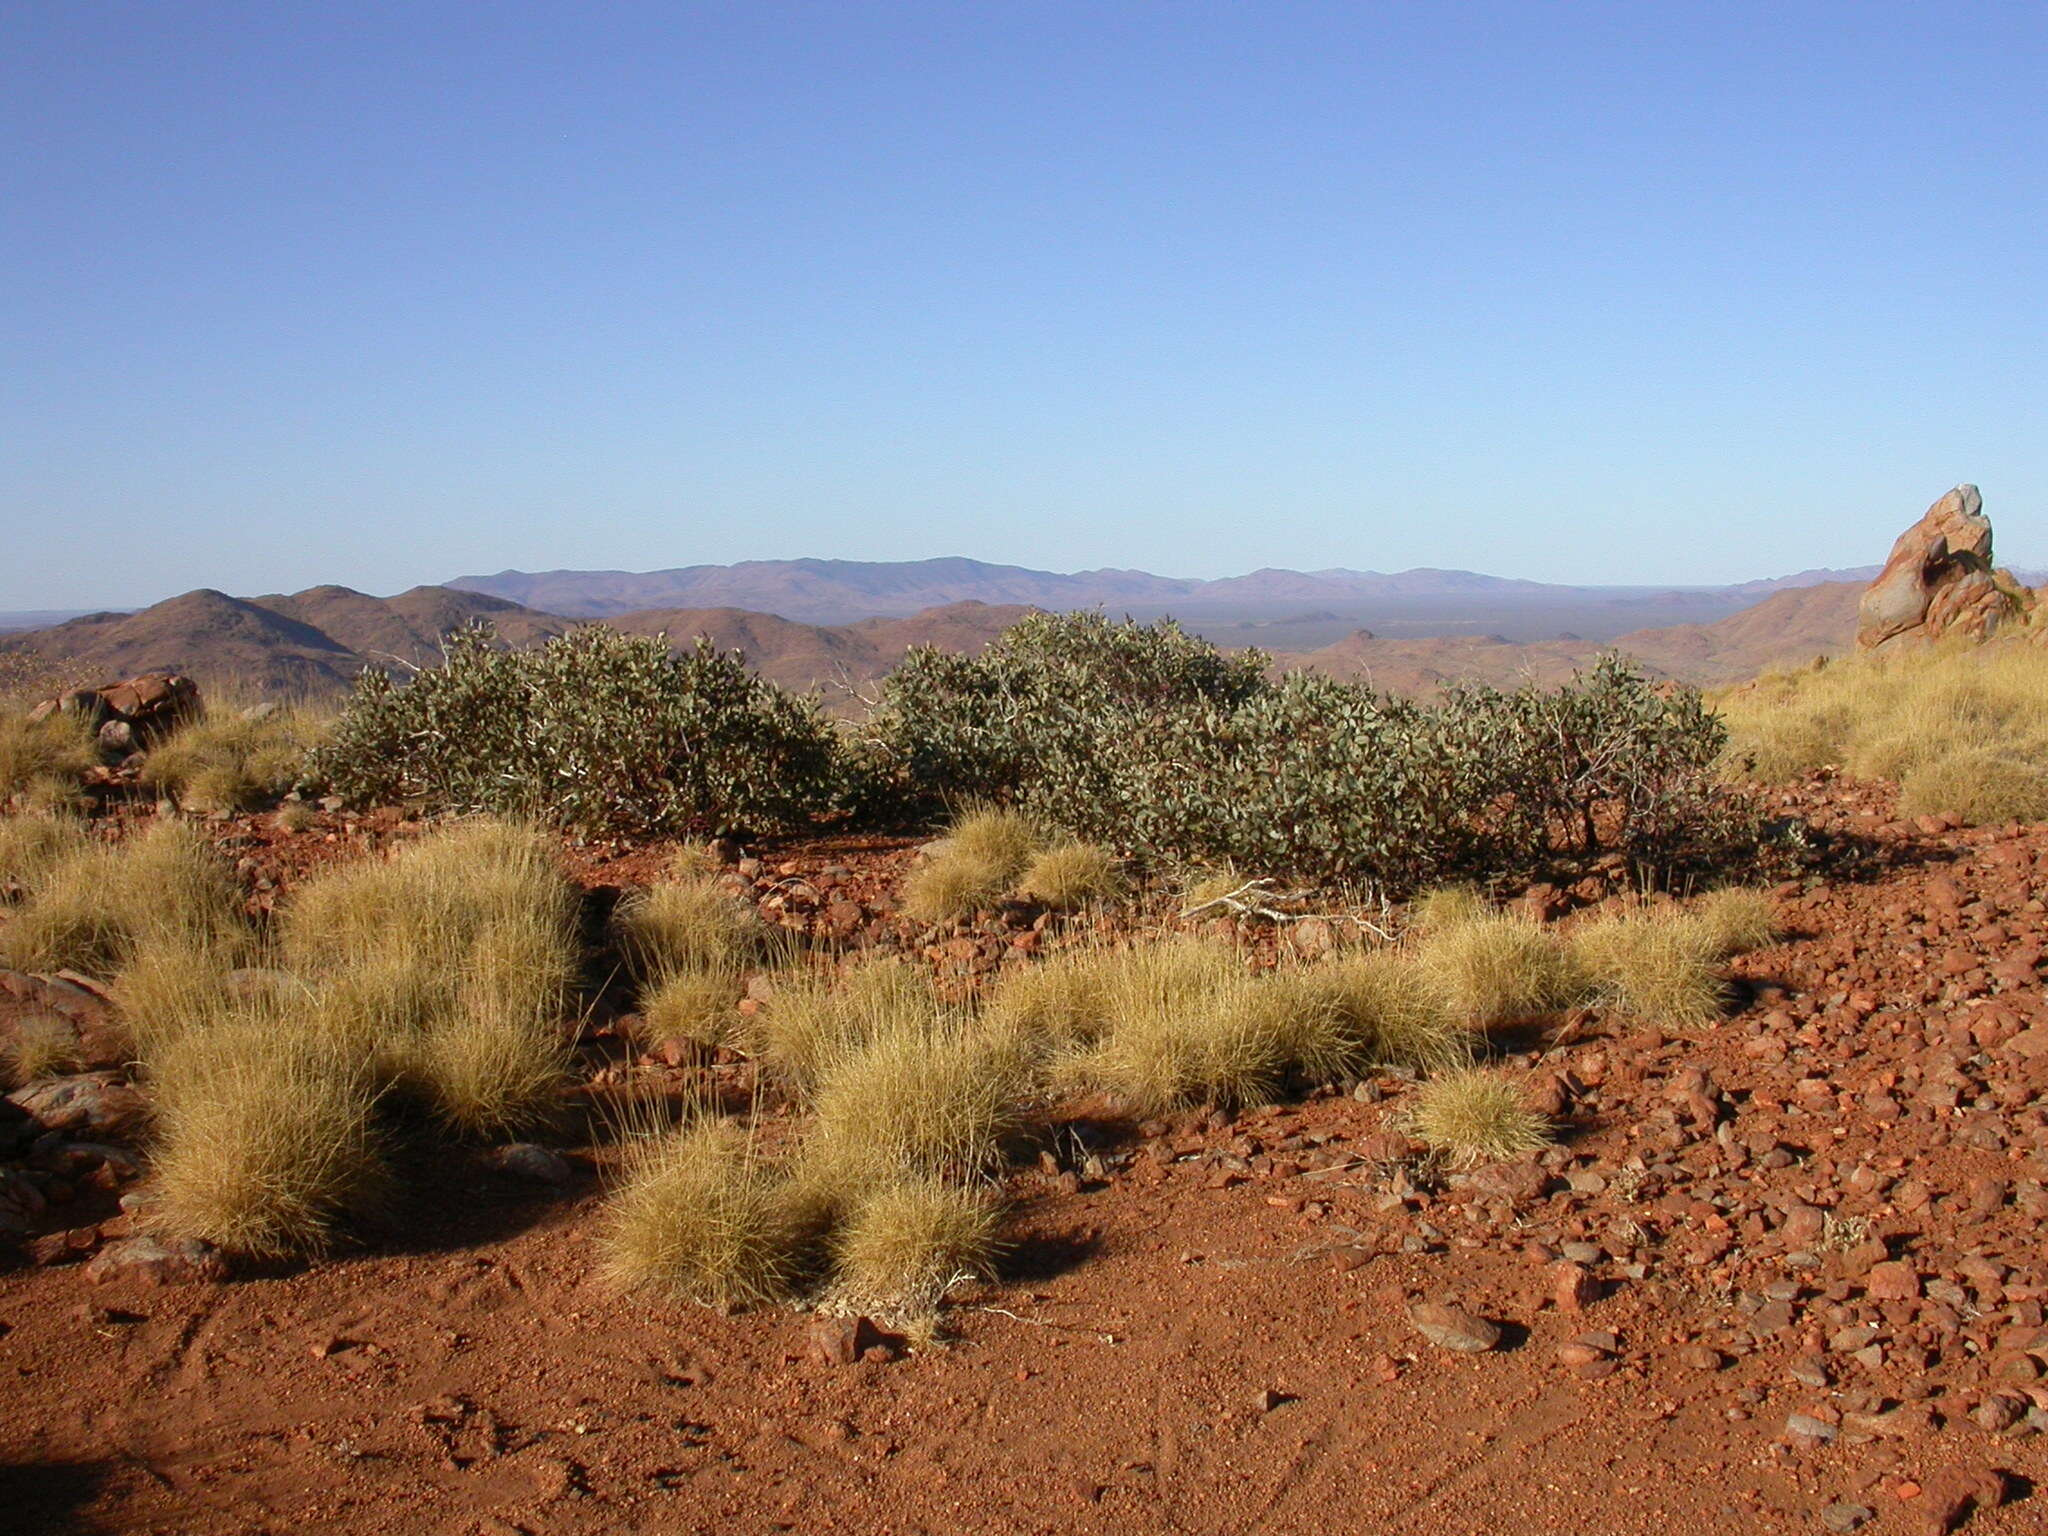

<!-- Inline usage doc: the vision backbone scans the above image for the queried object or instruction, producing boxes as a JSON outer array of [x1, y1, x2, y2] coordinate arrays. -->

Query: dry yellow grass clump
[[1720, 640, 2048, 824], [1409, 1069, 1554, 1166], [0, 812, 90, 894], [613, 856, 783, 980], [279, 819, 578, 1136], [148, 1017, 389, 1256], [142, 706, 326, 812], [0, 712, 96, 808], [982, 945, 1115, 1055], [1411, 910, 1577, 1026], [1013, 842, 1122, 910], [0, 819, 249, 976], [1691, 886, 1779, 956], [901, 807, 1042, 925], [1054, 939, 1290, 1114], [807, 1009, 1026, 1187], [5, 1014, 82, 1086], [639, 967, 744, 1051], [1294, 950, 1473, 1078], [748, 956, 934, 1090], [1569, 904, 1727, 1027], [1407, 884, 1490, 934], [601, 1120, 805, 1308], [831, 1178, 1002, 1317]]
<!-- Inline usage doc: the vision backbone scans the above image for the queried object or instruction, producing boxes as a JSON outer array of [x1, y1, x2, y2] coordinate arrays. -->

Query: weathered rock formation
[[1856, 484, 2029, 650], [26, 672, 200, 749]]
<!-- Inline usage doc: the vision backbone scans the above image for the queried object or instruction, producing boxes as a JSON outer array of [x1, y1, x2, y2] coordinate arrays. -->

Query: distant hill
[[450, 556, 1699, 625], [0, 572, 1877, 707], [0, 586, 564, 697], [1274, 581, 1865, 692], [0, 585, 1030, 703]]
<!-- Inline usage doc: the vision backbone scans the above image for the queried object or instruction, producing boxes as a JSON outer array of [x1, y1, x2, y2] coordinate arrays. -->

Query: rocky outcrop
[[26, 671, 200, 746], [1856, 485, 2029, 651]]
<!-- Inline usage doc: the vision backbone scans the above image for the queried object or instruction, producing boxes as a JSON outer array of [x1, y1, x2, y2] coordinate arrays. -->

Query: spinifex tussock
[[601, 1119, 807, 1309], [278, 819, 578, 1136], [831, 1177, 1003, 1319], [0, 711, 96, 807], [746, 954, 936, 1091], [612, 855, 787, 981], [142, 705, 327, 812], [806, 1006, 1028, 1189], [1720, 640, 2048, 824], [0, 818, 250, 976], [1409, 1068, 1554, 1168], [1052, 938, 1288, 1115], [1411, 909, 1578, 1027], [901, 807, 1042, 925], [148, 1013, 390, 1257], [1690, 886, 1779, 956], [1013, 841, 1122, 910], [1290, 950, 1474, 1079], [1569, 902, 1727, 1027]]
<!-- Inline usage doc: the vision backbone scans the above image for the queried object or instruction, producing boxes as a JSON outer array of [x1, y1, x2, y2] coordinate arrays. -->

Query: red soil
[[6, 782, 2048, 1534]]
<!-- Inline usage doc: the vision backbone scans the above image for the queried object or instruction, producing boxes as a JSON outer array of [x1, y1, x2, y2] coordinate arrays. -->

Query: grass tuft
[[1054, 939, 1287, 1114], [1690, 887, 1779, 957], [748, 956, 934, 1091], [601, 1120, 804, 1308], [279, 820, 578, 1136], [1014, 842, 1123, 910], [1720, 640, 2048, 823], [901, 807, 1041, 924], [807, 1007, 1026, 1187], [1412, 910, 1577, 1026], [639, 967, 743, 1051], [149, 1017, 389, 1256], [1409, 1069, 1553, 1167], [1569, 904, 1727, 1027], [0, 712, 97, 804], [832, 1177, 1002, 1318], [0, 819, 249, 976], [142, 707, 326, 812], [612, 858, 781, 980], [1408, 884, 1490, 934], [0, 813, 90, 896], [1292, 950, 1474, 1078], [6, 1014, 82, 1085]]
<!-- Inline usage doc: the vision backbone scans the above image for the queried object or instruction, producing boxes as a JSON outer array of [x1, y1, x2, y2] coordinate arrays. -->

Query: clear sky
[[4, 1, 2044, 609]]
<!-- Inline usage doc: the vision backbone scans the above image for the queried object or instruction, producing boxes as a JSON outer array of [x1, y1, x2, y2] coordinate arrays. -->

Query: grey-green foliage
[[866, 613, 1754, 890], [306, 624, 846, 837]]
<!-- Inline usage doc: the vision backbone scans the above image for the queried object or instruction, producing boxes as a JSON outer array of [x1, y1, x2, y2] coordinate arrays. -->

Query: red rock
[[1912, 1465, 2008, 1534], [808, 1314, 886, 1367], [1553, 1261, 1598, 1313], [1407, 1302, 1501, 1353], [83, 1235, 229, 1286], [1868, 1262, 1922, 1302]]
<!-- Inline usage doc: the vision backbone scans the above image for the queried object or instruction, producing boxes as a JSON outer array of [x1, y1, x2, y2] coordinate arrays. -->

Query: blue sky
[[4, 2, 2044, 609]]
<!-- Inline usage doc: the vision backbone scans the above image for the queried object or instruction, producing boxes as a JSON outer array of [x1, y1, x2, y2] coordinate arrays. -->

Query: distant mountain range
[[1, 576, 1864, 707], [448, 555, 1880, 626]]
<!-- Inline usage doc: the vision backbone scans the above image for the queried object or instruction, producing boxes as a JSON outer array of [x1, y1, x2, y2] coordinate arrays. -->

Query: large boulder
[[1856, 485, 2028, 651]]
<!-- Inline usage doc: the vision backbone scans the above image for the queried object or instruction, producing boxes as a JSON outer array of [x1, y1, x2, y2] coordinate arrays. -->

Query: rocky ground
[[5, 778, 2048, 1534]]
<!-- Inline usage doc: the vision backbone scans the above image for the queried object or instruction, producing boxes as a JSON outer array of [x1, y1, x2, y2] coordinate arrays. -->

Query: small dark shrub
[[307, 625, 846, 836]]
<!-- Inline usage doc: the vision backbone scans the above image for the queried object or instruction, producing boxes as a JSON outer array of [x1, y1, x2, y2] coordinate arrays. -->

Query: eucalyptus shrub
[[307, 625, 845, 837], [866, 614, 1756, 890]]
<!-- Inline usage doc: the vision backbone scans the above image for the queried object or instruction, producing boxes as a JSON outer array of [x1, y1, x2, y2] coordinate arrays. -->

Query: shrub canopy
[[307, 624, 844, 837], [310, 611, 1757, 888], [867, 613, 1750, 890]]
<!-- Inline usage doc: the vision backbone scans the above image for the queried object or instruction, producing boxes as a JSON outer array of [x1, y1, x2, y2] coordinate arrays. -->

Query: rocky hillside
[[0, 586, 1034, 700]]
